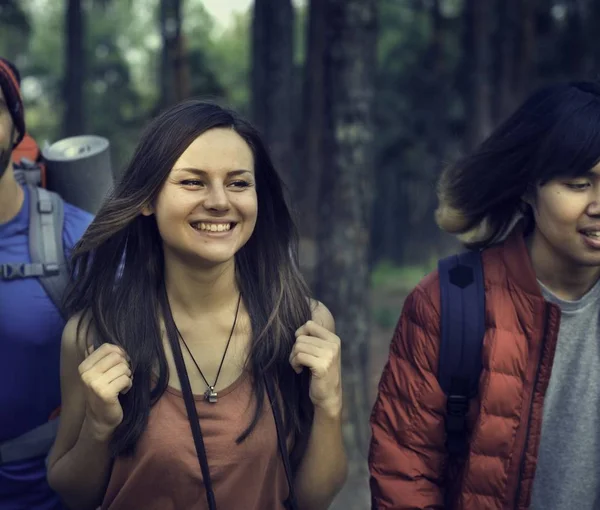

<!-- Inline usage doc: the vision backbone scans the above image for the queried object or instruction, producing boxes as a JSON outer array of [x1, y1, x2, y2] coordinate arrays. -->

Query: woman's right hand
[[78, 343, 133, 441]]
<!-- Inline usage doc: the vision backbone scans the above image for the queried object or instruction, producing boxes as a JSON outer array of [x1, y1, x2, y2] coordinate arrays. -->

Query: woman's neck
[[163, 254, 240, 319], [528, 230, 600, 301]]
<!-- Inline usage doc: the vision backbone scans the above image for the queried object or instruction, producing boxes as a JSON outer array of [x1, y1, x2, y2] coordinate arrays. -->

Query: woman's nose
[[203, 185, 230, 211]]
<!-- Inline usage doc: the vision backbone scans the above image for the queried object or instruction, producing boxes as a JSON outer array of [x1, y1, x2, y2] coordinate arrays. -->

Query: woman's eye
[[566, 182, 591, 190], [181, 179, 203, 186], [230, 180, 251, 188]]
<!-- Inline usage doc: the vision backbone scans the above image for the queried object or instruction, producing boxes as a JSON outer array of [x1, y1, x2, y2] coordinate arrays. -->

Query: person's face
[[0, 88, 16, 178], [144, 127, 258, 268], [529, 161, 600, 270]]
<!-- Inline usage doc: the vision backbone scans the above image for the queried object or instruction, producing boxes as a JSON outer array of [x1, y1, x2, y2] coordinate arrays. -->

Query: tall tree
[[316, 0, 378, 477], [514, 0, 536, 101], [463, 0, 493, 150], [251, 0, 295, 191], [494, 0, 517, 122], [159, 0, 189, 109], [562, 0, 592, 79], [298, 0, 327, 242], [63, 0, 85, 136]]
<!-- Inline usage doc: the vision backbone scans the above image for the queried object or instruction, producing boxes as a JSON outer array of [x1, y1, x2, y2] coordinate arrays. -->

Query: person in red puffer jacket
[[369, 81, 600, 510]]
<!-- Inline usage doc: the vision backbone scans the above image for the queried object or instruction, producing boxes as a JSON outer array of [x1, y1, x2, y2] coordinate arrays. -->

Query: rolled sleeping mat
[[42, 135, 113, 214]]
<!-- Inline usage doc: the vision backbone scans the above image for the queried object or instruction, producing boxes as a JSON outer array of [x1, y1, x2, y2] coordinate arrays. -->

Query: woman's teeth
[[192, 222, 232, 232]]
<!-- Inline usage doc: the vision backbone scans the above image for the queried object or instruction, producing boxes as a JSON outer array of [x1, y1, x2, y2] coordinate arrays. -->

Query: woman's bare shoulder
[[62, 310, 97, 361]]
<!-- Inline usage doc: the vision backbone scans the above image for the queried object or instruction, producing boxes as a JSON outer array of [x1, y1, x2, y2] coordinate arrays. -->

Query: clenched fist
[[290, 320, 342, 416], [78, 343, 133, 441]]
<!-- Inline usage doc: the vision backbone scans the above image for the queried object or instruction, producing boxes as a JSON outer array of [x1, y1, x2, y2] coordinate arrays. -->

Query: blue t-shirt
[[0, 185, 93, 510]]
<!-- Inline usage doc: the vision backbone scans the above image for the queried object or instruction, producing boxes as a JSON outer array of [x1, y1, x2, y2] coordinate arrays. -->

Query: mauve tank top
[[101, 372, 290, 510]]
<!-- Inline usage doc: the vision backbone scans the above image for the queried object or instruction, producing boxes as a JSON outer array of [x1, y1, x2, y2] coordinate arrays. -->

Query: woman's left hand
[[290, 319, 342, 416]]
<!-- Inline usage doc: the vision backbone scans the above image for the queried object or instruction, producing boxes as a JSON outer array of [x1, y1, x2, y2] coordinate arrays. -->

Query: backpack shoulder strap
[[28, 185, 69, 319], [437, 250, 485, 457], [265, 375, 299, 510]]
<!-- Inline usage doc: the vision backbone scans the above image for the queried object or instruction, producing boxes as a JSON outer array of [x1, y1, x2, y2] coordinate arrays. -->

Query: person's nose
[[203, 183, 230, 212]]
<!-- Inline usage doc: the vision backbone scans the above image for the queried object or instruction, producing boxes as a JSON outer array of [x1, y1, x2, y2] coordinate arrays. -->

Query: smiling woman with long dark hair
[[46, 101, 348, 510]]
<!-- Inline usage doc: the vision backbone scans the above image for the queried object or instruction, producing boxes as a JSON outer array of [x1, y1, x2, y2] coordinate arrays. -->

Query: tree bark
[[159, 0, 188, 108], [251, 0, 295, 192], [316, 0, 378, 475], [63, 0, 85, 137], [299, 0, 327, 241], [563, 0, 591, 79], [494, 0, 518, 122], [463, 0, 493, 151], [426, 0, 445, 161], [514, 0, 536, 102]]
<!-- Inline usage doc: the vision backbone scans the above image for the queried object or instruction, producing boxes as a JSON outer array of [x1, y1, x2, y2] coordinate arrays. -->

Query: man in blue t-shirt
[[0, 58, 93, 509]]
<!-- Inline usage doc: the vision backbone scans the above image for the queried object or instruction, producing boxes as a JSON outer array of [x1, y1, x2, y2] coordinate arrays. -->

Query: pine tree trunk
[[494, 0, 517, 122], [463, 0, 493, 150], [299, 0, 327, 242], [159, 0, 187, 108], [316, 0, 378, 481], [514, 0, 536, 101], [251, 0, 295, 191]]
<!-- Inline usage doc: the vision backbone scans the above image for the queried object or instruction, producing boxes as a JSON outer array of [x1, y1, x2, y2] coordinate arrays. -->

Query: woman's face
[[529, 161, 600, 272], [144, 127, 258, 268]]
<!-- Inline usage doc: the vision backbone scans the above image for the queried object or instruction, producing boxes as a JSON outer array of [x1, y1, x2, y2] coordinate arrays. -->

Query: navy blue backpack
[[437, 250, 486, 457]]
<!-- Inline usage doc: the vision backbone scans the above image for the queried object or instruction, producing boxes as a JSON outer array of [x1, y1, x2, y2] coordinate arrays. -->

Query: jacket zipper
[[512, 304, 551, 508]]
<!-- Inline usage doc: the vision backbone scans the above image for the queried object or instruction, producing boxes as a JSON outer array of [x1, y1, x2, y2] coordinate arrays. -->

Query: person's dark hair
[[65, 100, 313, 467], [436, 81, 600, 247]]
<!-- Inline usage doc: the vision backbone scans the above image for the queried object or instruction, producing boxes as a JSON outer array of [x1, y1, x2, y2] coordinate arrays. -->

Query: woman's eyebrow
[[172, 168, 253, 177]]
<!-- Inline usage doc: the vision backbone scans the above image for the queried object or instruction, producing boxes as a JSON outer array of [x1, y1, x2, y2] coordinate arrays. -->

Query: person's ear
[[141, 203, 154, 216]]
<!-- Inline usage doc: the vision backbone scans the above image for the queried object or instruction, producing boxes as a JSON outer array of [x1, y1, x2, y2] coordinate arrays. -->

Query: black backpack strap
[[437, 250, 485, 457], [161, 284, 217, 510], [265, 376, 299, 510], [28, 186, 69, 319]]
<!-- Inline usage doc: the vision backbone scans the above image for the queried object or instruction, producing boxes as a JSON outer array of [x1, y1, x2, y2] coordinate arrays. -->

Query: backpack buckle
[[1, 263, 23, 280], [43, 263, 60, 276], [38, 199, 53, 214], [445, 394, 468, 433]]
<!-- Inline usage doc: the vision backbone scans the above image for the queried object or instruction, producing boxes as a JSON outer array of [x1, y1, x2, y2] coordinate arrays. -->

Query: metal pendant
[[205, 387, 218, 403]]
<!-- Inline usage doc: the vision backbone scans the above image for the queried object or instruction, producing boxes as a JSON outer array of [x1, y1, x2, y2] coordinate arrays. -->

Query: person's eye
[[230, 180, 251, 189], [181, 179, 204, 187], [565, 181, 591, 190]]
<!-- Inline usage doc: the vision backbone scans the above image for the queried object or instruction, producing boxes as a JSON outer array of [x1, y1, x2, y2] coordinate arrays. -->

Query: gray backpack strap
[[0, 418, 60, 465], [27, 185, 69, 318], [0, 187, 67, 465]]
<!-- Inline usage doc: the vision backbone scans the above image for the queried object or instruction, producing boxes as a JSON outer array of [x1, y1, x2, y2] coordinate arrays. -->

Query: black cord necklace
[[173, 293, 242, 403]]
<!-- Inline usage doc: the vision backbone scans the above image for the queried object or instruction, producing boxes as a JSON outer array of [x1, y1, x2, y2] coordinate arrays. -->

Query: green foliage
[[207, 10, 251, 113], [0, 0, 31, 57], [373, 306, 398, 329], [371, 260, 435, 292], [9, 0, 238, 171], [371, 0, 465, 264]]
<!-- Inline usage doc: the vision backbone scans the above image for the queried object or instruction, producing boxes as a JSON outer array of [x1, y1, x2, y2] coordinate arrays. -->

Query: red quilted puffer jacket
[[369, 227, 563, 510]]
